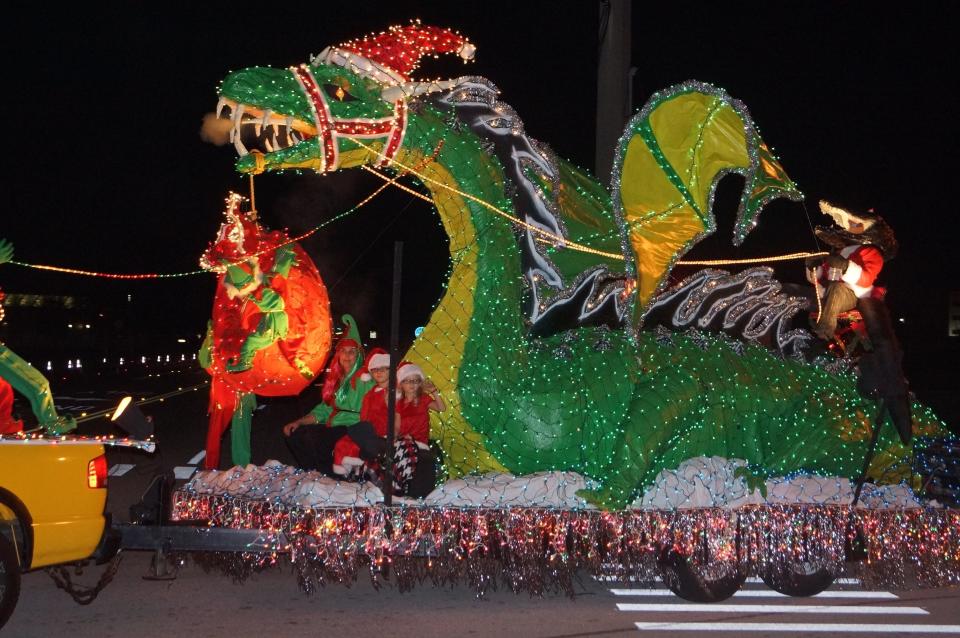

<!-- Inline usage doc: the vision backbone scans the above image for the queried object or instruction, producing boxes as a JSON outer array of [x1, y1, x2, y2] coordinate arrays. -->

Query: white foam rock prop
[[184, 457, 924, 510]]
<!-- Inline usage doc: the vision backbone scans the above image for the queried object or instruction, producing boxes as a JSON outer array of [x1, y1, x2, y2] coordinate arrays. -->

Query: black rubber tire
[[761, 562, 836, 597], [657, 548, 747, 602], [0, 533, 22, 629]]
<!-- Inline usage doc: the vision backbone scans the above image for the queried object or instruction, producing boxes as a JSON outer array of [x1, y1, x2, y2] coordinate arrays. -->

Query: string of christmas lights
[[7, 143, 445, 280], [355, 135, 829, 269], [6, 173, 405, 280]]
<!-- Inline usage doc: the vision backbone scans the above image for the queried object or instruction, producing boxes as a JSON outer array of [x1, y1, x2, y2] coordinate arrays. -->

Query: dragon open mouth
[[216, 97, 316, 157]]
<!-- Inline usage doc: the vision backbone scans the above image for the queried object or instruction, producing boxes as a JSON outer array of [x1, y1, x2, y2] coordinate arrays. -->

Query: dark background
[[1, 2, 956, 425]]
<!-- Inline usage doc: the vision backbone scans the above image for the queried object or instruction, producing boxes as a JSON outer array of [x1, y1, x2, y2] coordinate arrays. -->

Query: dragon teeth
[[234, 135, 248, 156], [231, 104, 246, 150], [216, 97, 227, 119], [263, 137, 274, 152]]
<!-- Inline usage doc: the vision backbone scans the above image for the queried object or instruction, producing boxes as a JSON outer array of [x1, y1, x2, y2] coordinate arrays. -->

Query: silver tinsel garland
[[172, 491, 959, 597]]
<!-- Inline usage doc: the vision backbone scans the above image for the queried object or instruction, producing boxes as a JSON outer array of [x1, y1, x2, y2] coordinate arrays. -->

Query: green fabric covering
[[227, 288, 288, 372], [0, 343, 75, 433], [229, 392, 257, 466], [310, 377, 375, 427]]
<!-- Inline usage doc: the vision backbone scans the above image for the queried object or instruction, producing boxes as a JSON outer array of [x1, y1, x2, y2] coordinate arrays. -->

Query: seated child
[[333, 349, 391, 474]]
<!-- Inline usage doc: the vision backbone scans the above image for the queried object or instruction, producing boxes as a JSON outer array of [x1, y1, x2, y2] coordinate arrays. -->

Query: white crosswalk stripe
[[108, 463, 134, 476], [173, 466, 197, 479], [610, 588, 898, 599], [618, 602, 926, 615], [608, 582, 960, 635], [594, 575, 863, 585], [633, 622, 960, 634]]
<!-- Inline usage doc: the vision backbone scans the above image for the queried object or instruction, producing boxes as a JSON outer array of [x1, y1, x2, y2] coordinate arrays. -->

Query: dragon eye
[[323, 83, 356, 102]]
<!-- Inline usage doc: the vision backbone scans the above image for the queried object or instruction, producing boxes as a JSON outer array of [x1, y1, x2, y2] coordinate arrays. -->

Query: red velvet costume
[[0, 378, 23, 434], [396, 395, 430, 443], [333, 386, 392, 465], [332, 390, 433, 466], [813, 244, 885, 300]]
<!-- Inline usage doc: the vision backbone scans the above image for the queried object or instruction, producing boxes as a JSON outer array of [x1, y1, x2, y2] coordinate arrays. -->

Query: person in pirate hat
[[805, 201, 912, 445], [806, 200, 898, 340]]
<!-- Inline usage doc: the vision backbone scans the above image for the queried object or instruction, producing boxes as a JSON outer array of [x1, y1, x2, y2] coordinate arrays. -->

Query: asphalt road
[[8, 555, 960, 637]]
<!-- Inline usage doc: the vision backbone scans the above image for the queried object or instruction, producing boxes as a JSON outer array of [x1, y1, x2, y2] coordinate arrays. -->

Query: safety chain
[[45, 551, 123, 605]]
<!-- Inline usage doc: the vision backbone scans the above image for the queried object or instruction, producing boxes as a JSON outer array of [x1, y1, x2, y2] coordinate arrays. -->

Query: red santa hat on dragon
[[312, 20, 476, 99]]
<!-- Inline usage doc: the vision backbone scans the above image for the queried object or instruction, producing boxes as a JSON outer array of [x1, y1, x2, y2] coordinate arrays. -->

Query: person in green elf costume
[[283, 314, 374, 475], [0, 238, 75, 434]]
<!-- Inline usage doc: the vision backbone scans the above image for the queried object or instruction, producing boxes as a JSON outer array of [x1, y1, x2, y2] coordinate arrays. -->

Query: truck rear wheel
[[0, 533, 22, 629]]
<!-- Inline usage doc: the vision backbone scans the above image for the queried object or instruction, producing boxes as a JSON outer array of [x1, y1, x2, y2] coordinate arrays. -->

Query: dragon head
[[214, 22, 474, 175]]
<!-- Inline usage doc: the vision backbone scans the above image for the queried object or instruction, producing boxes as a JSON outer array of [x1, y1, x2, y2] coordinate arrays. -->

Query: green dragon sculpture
[[209, 23, 941, 508]]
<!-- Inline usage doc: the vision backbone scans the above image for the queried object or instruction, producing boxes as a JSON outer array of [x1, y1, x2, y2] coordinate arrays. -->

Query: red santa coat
[[0, 378, 23, 434], [816, 244, 884, 299], [333, 385, 392, 466], [395, 396, 431, 443]]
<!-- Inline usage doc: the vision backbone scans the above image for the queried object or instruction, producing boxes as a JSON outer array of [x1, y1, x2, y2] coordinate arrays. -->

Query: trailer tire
[[657, 547, 746, 602], [0, 533, 21, 629], [761, 561, 835, 597]]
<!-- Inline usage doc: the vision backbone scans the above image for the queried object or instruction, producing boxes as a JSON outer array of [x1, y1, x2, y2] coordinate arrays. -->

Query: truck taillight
[[88, 454, 108, 488]]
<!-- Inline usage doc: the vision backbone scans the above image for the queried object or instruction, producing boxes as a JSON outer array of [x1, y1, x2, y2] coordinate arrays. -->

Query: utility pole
[[595, 0, 633, 185]]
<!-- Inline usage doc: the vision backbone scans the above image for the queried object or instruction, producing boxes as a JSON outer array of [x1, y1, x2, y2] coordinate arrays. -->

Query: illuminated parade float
[[3, 23, 958, 604]]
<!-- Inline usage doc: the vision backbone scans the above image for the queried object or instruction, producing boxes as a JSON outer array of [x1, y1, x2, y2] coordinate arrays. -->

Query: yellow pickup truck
[[0, 436, 124, 628]]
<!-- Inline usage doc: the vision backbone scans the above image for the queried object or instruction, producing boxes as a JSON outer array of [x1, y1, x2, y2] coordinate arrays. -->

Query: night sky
[[2, 3, 957, 418]]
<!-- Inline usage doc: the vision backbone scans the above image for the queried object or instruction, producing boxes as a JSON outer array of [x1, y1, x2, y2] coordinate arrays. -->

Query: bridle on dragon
[[290, 64, 407, 171]]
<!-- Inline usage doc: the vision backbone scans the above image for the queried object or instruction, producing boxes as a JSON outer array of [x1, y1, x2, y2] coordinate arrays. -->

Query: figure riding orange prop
[[199, 193, 332, 469]]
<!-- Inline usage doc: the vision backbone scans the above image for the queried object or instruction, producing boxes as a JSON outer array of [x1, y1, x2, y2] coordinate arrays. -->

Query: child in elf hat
[[283, 315, 373, 475]]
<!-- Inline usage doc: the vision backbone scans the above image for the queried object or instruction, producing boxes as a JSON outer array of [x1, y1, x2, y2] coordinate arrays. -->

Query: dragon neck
[[388, 106, 522, 474]]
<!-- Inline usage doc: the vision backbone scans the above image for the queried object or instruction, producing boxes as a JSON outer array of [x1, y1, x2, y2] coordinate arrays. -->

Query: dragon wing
[[613, 81, 802, 316]]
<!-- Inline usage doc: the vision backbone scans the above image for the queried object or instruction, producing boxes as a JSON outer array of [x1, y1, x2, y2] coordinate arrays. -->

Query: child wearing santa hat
[[395, 361, 445, 443], [334, 360, 445, 492], [332, 348, 391, 475], [390, 362, 445, 493]]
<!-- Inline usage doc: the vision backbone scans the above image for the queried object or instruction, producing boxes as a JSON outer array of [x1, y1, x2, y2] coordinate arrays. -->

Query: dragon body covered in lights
[[209, 24, 942, 508]]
